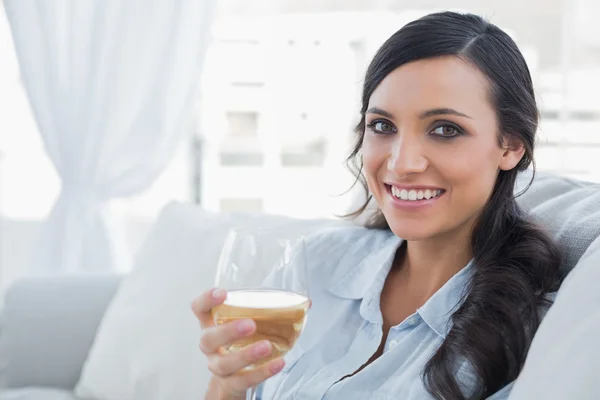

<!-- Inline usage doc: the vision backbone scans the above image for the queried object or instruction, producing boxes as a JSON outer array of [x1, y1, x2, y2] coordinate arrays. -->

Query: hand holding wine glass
[[192, 228, 310, 400], [192, 287, 285, 400]]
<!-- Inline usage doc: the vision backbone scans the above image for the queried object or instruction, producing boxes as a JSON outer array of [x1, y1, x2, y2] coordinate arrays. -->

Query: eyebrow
[[366, 107, 394, 119], [419, 108, 472, 120], [366, 107, 472, 120]]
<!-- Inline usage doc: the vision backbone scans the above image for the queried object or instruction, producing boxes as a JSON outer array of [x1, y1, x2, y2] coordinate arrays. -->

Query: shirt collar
[[417, 260, 474, 337], [327, 229, 474, 337], [328, 231, 402, 300]]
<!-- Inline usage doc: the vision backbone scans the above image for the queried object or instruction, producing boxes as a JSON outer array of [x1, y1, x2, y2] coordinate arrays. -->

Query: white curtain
[[3, 0, 216, 273]]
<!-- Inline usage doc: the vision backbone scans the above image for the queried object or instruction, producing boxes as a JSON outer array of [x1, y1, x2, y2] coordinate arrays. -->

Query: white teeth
[[390, 186, 444, 201]]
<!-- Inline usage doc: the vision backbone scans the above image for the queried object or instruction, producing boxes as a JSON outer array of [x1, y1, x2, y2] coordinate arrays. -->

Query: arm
[[0, 274, 121, 390]]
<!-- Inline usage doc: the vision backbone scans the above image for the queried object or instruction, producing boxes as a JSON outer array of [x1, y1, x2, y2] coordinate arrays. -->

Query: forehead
[[368, 56, 493, 117]]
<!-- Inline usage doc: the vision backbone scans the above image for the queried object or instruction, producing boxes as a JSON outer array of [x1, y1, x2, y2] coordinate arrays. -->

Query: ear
[[499, 136, 526, 171]]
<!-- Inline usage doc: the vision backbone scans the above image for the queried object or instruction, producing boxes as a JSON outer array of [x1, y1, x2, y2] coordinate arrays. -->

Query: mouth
[[385, 184, 446, 203]]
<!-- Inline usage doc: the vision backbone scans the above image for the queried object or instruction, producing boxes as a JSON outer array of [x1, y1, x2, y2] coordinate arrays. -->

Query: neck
[[399, 225, 474, 298]]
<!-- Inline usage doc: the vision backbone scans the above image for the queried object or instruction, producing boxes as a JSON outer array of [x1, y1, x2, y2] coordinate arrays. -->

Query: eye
[[367, 120, 396, 134], [431, 124, 463, 138]]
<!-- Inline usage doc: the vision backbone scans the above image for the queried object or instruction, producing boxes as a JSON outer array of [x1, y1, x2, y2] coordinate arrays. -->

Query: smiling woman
[[343, 11, 562, 399], [196, 11, 562, 400]]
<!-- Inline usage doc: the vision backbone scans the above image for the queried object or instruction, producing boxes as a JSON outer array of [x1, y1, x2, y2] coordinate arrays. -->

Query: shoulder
[[305, 225, 394, 253], [303, 225, 395, 268]]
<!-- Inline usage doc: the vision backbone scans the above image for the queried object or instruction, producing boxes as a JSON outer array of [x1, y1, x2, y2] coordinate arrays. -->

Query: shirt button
[[389, 340, 399, 349], [407, 316, 418, 326]]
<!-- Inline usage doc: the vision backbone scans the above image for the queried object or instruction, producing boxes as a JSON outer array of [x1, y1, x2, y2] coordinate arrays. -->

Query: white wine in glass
[[212, 288, 309, 366], [212, 228, 310, 399]]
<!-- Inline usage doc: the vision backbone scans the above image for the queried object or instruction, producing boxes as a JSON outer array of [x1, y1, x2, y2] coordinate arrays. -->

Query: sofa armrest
[[0, 274, 122, 390]]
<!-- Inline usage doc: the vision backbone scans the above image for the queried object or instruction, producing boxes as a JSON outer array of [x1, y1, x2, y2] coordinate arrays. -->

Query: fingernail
[[236, 319, 255, 333], [212, 288, 226, 299], [269, 358, 285, 374], [252, 341, 271, 357]]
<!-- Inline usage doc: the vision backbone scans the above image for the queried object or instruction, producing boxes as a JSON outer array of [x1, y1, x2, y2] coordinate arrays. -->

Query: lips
[[385, 184, 446, 202]]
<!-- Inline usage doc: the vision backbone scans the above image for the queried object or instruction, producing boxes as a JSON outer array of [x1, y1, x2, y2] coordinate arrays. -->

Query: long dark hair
[[347, 12, 562, 399]]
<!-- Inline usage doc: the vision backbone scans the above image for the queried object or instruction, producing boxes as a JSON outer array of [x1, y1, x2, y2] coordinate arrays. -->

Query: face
[[362, 56, 524, 242]]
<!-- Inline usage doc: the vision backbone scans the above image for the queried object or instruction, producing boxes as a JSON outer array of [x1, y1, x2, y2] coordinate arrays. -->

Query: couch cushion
[[75, 203, 344, 400], [0, 388, 79, 400], [0, 275, 121, 391], [509, 235, 600, 399], [516, 170, 600, 276]]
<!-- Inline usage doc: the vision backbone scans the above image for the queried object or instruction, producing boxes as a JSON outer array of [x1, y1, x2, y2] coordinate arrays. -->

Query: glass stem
[[246, 386, 256, 400]]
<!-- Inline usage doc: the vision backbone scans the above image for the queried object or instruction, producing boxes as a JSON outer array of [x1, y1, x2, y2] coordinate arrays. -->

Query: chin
[[385, 218, 436, 242]]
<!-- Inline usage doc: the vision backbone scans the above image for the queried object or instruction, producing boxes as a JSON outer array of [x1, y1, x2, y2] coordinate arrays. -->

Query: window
[[219, 152, 264, 166], [281, 139, 327, 167], [226, 111, 258, 138]]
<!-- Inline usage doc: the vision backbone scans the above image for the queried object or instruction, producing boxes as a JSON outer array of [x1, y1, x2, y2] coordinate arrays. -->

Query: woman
[[192, 11, 562, 400]]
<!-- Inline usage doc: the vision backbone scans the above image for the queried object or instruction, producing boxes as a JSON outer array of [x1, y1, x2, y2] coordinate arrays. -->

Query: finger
[[191, 288, 227, 328], [199, 319, 256, 355], [208, 340, 273, 377], [221, 358, 286, 395]]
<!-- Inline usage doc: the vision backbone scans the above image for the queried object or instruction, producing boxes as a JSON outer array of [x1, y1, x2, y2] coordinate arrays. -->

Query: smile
[[385, 184, 446, 205]]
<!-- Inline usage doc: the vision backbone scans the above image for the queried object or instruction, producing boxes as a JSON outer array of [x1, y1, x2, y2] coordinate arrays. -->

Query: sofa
[[1, 170, 599, 400]]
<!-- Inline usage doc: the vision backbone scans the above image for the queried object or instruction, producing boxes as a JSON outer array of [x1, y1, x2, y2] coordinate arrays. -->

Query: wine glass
[[212, 227, 310, 400]]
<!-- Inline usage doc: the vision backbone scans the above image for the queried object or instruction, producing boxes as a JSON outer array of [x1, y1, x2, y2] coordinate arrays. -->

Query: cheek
[[445, 143, 501, 205], [361, 138, 388, 191]]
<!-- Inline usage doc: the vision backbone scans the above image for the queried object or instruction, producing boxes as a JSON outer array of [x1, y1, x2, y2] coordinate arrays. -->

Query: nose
[[387, 134, 428, 176]]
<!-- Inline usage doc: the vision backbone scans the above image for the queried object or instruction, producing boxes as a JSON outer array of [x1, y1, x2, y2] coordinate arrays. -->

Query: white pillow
[[75, 202, 340, 400]]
